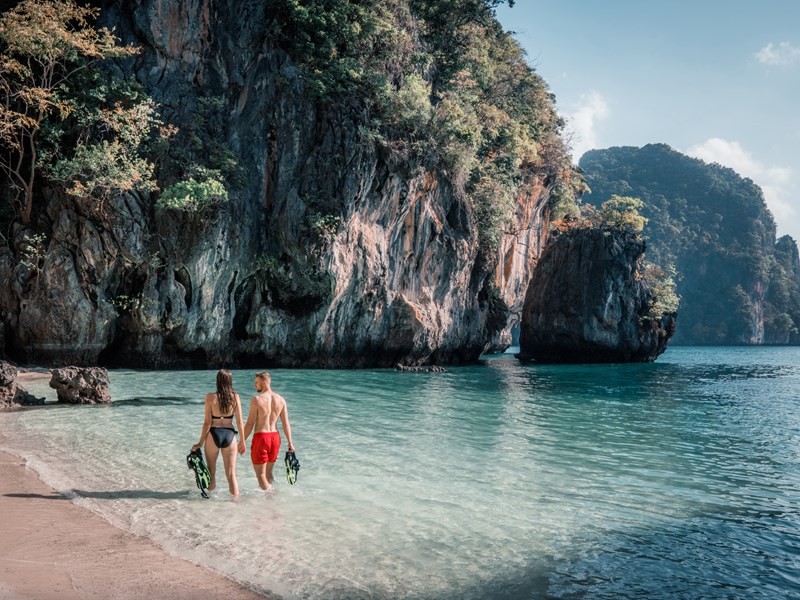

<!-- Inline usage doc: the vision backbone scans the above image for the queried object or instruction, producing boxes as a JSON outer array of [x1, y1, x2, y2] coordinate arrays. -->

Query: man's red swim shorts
[[251, 431, 281, 464]]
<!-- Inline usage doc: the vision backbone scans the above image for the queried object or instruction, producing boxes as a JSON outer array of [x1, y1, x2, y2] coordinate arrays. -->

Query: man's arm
[[279, 398, 295, 452], [243, 397, 257, 441]]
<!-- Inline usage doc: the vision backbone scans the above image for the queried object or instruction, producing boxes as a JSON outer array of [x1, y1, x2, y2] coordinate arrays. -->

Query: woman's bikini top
[[211, 413, 234, 420]]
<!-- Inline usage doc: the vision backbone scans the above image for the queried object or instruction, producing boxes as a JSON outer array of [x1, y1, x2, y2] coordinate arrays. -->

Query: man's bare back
[[249, 390, 285, 434]]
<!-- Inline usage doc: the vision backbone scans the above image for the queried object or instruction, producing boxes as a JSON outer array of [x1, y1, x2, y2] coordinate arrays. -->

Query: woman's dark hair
[[216, 369, 236, 414]]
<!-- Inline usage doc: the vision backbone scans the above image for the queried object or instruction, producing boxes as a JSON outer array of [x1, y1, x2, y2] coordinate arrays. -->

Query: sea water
[[2, 347, 799, 599]]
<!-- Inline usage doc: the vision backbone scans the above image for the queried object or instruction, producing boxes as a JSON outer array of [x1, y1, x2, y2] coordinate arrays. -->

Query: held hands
[[191, 443, 202, 452], [238, 440, 246, 455]]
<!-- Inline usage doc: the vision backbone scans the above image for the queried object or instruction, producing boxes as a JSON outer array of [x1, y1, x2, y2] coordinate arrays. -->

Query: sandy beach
[[15, 371, 51, 384], [0, 450, 268, 600]]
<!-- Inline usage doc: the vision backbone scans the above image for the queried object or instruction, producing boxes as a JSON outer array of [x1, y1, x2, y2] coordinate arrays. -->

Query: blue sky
[[496, 1, 800, 241]]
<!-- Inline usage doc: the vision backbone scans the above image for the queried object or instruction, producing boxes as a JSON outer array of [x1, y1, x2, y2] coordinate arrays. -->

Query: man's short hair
[[256, 371, 271, 383]]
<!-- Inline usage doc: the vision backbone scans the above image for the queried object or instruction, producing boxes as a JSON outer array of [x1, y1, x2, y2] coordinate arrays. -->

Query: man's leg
[[265, 461, 276, 485], [264, 432, 280, 486], [252, 462, 270, 490]]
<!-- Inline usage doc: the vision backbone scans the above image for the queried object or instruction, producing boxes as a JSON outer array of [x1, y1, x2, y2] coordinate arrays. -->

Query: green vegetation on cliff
[[0, 0, 163, 226], [2, 0, 570, 258], [767, 235, 800, 343], [265, 0, 570, 253], [0, 0, 238, 228], [580, 144, 800, 344]]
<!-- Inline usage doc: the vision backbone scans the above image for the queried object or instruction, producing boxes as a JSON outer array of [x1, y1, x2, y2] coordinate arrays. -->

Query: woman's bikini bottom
[[209, 427, 237, 449]]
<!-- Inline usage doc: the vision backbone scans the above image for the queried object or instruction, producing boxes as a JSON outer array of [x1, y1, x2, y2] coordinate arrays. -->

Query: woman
[[192, 369, 246, 496]]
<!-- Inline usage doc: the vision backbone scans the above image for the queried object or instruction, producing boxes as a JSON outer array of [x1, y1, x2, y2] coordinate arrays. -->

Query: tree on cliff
[[0, 0, 160, 226], [585, 195, 648, 235]]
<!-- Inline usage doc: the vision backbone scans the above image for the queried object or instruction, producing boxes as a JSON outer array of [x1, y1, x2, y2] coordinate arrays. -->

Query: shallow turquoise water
[[2, 347, 799, 599]]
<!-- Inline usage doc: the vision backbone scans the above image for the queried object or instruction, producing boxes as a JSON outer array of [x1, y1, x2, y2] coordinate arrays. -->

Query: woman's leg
[[204, 436, 219, 491], [221, 440, 239, 497]]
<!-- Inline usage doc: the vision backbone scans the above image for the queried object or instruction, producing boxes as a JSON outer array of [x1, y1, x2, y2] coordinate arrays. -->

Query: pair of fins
[[187, 448, 301, 497]]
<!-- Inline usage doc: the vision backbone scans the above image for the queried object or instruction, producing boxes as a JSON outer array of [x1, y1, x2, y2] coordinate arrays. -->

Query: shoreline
[[0, 448, 271, 600]]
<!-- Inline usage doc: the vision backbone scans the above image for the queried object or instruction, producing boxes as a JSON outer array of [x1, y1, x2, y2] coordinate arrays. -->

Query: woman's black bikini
[[209, 413, 237, 448]]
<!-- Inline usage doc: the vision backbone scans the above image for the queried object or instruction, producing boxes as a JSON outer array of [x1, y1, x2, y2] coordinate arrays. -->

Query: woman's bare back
[[207, 392, 238, 423]]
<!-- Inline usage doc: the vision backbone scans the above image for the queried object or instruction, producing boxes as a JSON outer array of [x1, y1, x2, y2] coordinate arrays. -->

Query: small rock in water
[[395, 364, 446, 373], [49, 366, 111, 404]]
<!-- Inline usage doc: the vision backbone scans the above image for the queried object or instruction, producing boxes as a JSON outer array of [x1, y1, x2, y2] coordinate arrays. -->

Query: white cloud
[[755, 42, 800, 66], [686, 138, 795, 227], [564, 91, 609, 161]]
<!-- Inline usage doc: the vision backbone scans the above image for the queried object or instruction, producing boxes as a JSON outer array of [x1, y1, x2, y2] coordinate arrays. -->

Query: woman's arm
[[191, 394, 212, 451], [235, 393, 246, 455]]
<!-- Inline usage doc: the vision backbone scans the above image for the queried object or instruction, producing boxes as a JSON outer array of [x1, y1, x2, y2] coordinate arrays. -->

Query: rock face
[[0, 0, 557, 368], [49, 367, 112, 404], [0, 361, 45, 407], [518, 228, 676, 363]]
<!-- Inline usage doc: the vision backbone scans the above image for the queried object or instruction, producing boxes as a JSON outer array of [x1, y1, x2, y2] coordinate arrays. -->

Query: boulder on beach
[[49, 367, 111, 404], [0, 361, 45, 408]]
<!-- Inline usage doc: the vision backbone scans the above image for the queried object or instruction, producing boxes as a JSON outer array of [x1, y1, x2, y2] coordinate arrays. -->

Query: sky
[[496, 0, 800, 242]]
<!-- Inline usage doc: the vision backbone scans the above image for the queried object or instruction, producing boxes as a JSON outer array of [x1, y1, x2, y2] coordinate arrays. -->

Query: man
[[243, 371, 296, 490]]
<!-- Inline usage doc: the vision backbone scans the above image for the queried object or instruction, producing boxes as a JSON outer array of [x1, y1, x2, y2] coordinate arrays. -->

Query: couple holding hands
[[191, 369, 295, 496]]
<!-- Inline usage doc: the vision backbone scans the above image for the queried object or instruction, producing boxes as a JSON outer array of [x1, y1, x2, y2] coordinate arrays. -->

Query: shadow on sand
[[5, 488, 191, 500]]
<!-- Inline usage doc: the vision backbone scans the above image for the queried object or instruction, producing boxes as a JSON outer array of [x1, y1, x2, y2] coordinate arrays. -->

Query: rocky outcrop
[[0, 0, 558, 368], [49, 367, 111, 404], [0, 361, 45, 408], [518, 228, 676, 363]]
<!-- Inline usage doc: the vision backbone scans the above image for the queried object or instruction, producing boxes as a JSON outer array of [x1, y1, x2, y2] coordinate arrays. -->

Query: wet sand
[[0, 450, 270, 600], [15, 370, 50, 384]]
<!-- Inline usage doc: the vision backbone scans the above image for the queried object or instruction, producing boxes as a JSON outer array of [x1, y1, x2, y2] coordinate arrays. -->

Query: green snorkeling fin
[[285, 450, 300, 485], [187, 448, 211, 498]]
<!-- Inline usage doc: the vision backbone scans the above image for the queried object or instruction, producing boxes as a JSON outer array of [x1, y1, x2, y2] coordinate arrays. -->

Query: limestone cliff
[[0, 0, 564, 367], [580, 144, 800, 345], [518, 227, 676, 363]]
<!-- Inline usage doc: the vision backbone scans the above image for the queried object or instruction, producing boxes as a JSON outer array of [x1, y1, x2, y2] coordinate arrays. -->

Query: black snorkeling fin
[[186, 448, 211, 498], [284, 450, 300, 485]]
